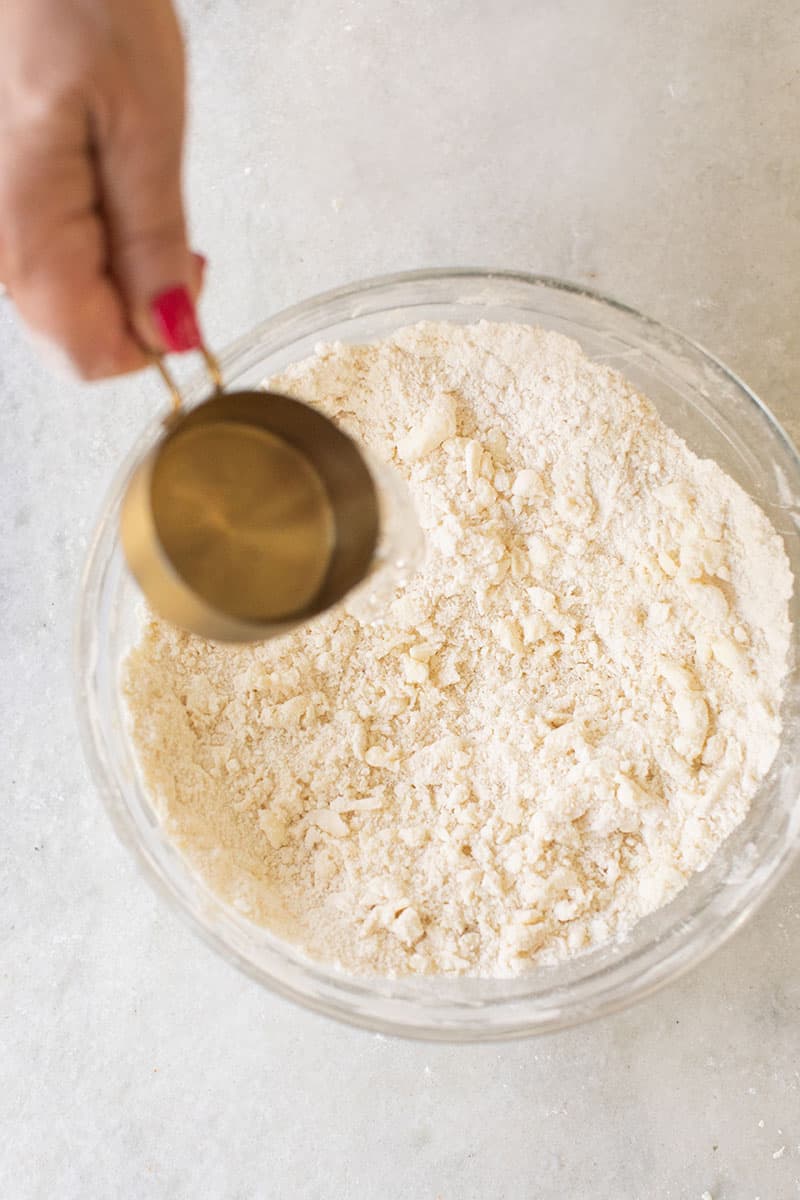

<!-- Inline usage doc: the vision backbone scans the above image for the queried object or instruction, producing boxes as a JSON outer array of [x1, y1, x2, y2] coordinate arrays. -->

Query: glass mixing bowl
[[75, 269, 800, 1041]]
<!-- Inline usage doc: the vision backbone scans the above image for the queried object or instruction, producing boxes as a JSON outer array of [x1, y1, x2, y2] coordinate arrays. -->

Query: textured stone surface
[[1, 1, 798, 1196]]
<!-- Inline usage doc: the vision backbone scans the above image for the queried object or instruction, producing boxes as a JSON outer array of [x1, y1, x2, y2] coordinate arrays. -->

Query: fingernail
[[150, 285, 202, 352]]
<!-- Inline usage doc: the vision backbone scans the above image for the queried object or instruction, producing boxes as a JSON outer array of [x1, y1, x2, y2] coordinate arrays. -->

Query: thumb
[[95, 75, 201, 352]]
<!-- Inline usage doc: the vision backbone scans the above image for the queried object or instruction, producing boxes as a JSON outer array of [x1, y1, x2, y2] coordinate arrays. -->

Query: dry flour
[[124, 322, 792, 977]]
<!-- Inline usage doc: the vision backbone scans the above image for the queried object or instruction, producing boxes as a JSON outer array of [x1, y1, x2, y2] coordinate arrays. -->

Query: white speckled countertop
[[2, 2, 799, 1197]]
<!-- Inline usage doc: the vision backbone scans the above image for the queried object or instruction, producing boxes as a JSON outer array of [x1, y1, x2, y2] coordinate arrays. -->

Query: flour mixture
[[124, 322, 792, 977]]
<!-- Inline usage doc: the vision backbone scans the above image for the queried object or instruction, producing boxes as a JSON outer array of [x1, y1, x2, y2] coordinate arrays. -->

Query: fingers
[[0, 0, 206, 380], [0, 107, 150, 378]]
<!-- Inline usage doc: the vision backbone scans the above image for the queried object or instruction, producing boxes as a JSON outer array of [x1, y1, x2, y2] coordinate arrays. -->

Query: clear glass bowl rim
[[74, 267, 800, 1041]]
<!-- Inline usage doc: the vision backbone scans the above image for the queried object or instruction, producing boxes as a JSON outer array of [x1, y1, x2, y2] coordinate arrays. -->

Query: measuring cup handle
[[153, 346, 224, 413]]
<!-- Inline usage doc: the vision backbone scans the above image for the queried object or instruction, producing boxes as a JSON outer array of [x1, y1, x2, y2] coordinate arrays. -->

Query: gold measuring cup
[[121, 347, 380, 642]]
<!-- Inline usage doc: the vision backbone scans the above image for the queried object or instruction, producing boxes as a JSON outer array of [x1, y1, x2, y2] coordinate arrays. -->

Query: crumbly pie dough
[[125, 322, 791, 976]]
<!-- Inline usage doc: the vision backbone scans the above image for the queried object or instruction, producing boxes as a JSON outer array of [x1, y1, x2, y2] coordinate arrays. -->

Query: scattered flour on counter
[[124, 321, 792, 977]]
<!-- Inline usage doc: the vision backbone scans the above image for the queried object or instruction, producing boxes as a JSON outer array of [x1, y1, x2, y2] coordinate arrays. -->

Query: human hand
[[0, 0, 205, 379]]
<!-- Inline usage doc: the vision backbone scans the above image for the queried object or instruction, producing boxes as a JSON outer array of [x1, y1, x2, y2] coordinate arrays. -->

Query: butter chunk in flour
[[124, 322, 792, 977]]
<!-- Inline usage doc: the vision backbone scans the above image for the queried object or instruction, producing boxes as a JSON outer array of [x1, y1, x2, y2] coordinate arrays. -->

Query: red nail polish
[[150, 286, 202, 352]]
